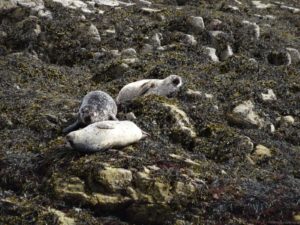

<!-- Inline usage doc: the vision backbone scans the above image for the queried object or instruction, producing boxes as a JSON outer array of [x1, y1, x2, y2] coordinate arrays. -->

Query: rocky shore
[[0, 0, 299, 224]]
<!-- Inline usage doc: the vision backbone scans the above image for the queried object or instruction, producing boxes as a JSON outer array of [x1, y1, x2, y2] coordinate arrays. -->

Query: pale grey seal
[[66, 120, 147, 152], [116, 75, 183, 104], [63, 91, 118, 134]]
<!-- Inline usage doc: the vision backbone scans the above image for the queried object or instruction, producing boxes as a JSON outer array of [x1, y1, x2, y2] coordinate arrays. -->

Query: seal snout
[[172, 77, 181, 87]]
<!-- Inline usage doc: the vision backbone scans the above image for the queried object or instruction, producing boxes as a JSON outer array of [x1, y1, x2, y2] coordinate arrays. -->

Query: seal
[[63, 91, 118, 134], [116, 75, 183, 104], [66, 120, 147, 152]]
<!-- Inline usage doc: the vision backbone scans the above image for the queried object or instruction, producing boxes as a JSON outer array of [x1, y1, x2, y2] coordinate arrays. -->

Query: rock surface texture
[[0, 0, 300, 224]]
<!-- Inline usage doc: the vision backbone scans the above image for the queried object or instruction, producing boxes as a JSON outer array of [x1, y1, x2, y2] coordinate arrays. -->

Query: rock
[[95, 167, 133, 192], [125, 112, 137, 120], [280, 5, 300, 13], [267, 51, 291, 66], [0, 113, 13, 129], [253, 144, 272, 157], [94, 0, 119, 7], [229, 100, 265, 128], [187, 16, 205, 32], [242, 20, 260, 40], [52, 176, 90, 204], [134, 0, 152, 7], [91, 193, 131, 208], [203, 47, 219, 62], [122, 58, 139, 65], [121, 48, 137, 58], [152, 181, 172, 202], [252, 0, 273, 9], [182, 34, 197, 46], [208, 19, 222, 30], [279, 115, 295, 126], [174, 181, 196, 196], [88, 24, 101, 43], [219, 45, 233, 61], [164, 103, 197, 139], [141, 44, 153, 54], [48, 208, 76, 225], [141, 7, 161, 14], [261, 89, 277, 102], [286, 48, 300, 64], [151, 33, 162, 48], [186, 89, 202, 98]]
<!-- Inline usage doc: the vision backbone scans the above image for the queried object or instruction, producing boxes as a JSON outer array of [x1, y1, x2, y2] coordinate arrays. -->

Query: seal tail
[[62, 120, 82, 134]]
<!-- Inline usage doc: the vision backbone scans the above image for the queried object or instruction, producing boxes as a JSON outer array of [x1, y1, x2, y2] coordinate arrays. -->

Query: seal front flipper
[[63, 120, 82, 134], [139, 81, 156, 96]]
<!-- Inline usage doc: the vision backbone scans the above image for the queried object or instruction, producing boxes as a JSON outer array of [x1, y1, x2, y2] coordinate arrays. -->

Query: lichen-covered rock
[[95, 167, 133, 192]]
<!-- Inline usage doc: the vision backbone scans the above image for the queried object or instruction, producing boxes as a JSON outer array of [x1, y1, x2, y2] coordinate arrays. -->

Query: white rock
[[186, 89, 202, 97], [220, 45, 233, 61], [182, 34, 197, 46], [242, 20, 260, 39], [121, 48, 137, 57], [280, 5, 300, 13], [88, 24, 101, 43], [227, 5, 239, 11], [254, 144, 271, 157], [38, 9, 53, 19], [286, 48, 300, 64], [254, 14, 276, 20], [187, 16, 205, 31], [252, 0, 273, 9], [134, 0, 152, 7], [94, 0, 119, 6], [204, 93, 213, 99], [141, 7, 161, 13], [232, 100, 264, 128], [203, 47, 219, 62], [122, 58, 139, 64], [261, 89, 277, 101], [281, 116, 295, 125], [151, 33, 162, 48]]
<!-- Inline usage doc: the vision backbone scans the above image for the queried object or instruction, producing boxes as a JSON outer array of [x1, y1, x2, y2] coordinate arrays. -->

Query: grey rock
[[203, 47, 219, 62], [88, 24, 101, 43], [242, 20, 260, 39], [267, 51, 291, 66], [187, 16, 205, 32], [261, 89, 277, 102], [121, 48, 137, 58]]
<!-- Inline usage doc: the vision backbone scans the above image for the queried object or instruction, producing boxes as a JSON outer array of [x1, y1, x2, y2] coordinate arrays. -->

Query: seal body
[[116, 75, 183, 104], [63, 91, 118, 134], [66, 121, 144, 152]]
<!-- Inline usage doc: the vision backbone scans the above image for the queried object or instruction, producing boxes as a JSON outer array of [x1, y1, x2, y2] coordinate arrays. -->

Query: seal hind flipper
[[63, 120, 82, 134], [140, 81, 156, 96], [109, 113, 119, 121]]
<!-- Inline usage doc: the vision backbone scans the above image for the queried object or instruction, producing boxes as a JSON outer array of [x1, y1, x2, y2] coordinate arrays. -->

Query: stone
[[48, 208, 76, 225], [242, 20, 260, 39], [203, 47, 219, 62], [229, 100, 265, 128], [96, 167, 133, 192], [121, 48, 137, 58], [91, 193, 131, 208], [280, 5, 300, 13], [252, 0, 273, 9], [280, 115, 295, 125], [141, 7, 161, 13], [219, 45, 233, 61], [187, 16, 205, 32], [94, 0, 119, 7], [182, 34, 197, 46], [151, 33, 162, 48], [163, 103, 196, 139], [88, 24, 101, 43], [286, 48, 300, 64], [261, 89, 277, 101], [253, 144, 272, 157], [174, 181, 196, 196], [141, 44, 153, 54], [122, 58, 139, 64], [125, 112, 137, 120]]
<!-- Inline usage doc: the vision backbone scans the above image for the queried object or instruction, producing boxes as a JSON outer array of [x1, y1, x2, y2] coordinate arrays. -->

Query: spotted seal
[[66, 120, 147, 152], [63, 91, 118, 134], [116, 75, 183, 104]]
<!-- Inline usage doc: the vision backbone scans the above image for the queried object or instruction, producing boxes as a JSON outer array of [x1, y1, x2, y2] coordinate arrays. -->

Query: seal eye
[[172, 78, 180, 86]]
